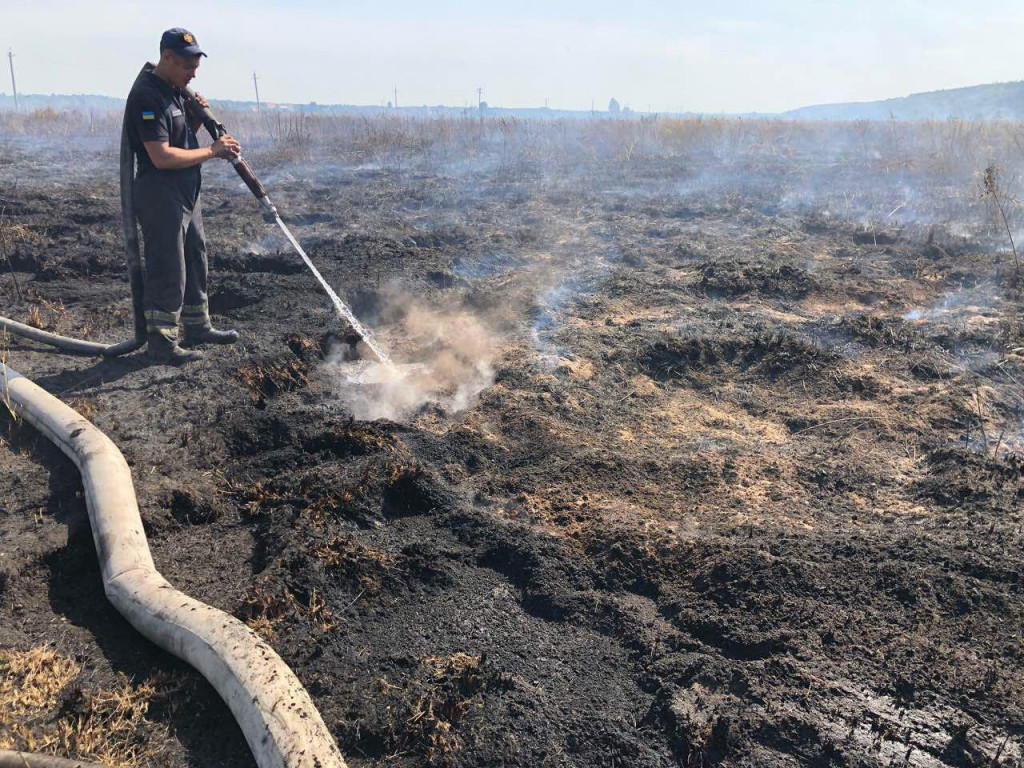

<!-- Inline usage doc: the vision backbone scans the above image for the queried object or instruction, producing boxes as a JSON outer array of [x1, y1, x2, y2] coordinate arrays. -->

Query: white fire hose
[[0, 363, 347, 768]]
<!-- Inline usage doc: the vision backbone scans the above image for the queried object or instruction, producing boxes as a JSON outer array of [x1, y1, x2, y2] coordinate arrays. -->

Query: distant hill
[[0, 93, 123, 112], [5, 80, 1024, 121], [782, 81, 1024, 120]]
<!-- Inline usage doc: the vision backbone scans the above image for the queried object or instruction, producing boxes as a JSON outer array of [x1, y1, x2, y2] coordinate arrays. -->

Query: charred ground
[[1, 116, 1022, 766]]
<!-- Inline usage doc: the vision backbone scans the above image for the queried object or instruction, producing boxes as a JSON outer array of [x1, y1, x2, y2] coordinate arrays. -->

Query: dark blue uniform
[[125, 67, 210, 340]]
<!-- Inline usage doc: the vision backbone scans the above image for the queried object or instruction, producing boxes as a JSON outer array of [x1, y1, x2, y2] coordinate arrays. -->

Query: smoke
[[320, 293, 496, 422], [530, 267, 610, 367], [902, 282, 1004, 325]]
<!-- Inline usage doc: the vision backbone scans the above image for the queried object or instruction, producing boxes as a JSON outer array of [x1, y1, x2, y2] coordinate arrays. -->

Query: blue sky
[[3, 1, 1021, 112]]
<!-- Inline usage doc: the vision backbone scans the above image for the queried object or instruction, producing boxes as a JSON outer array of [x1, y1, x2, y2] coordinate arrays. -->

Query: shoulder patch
[[142, 110, 155, 120]]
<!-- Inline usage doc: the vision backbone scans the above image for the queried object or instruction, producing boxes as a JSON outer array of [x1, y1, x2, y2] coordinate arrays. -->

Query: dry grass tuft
[[25, 305, 42, 329], [301, 588, 337, 633], [241, 581, 338, 636], [52, 677, 172, 767], [378, 653, 498, 766], [240, 584, 295, 638], [312, 534, 399, 592], [236, 357, 310, 406], [413, 653, 486, 766], [0, 647, 175, 767], [21, 292, 67, 332], [0, 647, 79, 718], [3, 223, 45, 246], [68, 397, 97, 422], [226, 478, 286, 520]]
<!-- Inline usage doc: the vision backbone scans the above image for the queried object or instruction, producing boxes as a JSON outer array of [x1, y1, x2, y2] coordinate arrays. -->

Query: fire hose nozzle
[[260, 195, 279, 221]]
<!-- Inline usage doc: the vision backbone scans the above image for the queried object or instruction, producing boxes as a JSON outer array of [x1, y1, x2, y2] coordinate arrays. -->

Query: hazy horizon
[[3, 0, 1022, 114]]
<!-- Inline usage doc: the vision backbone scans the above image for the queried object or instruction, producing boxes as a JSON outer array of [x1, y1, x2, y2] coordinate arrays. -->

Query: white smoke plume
[[320, 294, 496, 422]]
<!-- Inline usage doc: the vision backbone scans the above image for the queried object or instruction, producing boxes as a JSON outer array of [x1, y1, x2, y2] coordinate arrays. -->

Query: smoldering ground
[[3, 108, 1024, 767]]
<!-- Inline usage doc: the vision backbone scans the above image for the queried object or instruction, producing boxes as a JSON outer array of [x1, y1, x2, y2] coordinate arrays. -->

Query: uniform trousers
[[134, 181, 210, 339]]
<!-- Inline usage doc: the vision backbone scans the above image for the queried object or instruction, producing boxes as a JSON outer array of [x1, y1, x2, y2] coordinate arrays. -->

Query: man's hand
[[211, 134, 241, 160]]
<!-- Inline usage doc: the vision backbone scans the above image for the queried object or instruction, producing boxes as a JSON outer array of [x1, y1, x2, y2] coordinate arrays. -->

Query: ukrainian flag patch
[[142, 110, 155, 121]]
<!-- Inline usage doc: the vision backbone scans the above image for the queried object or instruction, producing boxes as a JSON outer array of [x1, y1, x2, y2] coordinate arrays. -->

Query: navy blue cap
[[160, 28, 206, 57]]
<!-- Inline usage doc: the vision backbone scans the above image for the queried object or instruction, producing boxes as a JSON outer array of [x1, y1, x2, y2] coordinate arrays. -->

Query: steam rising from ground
[[321, 296, 495, 422]]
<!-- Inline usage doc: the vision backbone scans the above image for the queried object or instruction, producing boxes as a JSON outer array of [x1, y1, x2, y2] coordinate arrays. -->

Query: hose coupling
[[260, 195, 279, 221]]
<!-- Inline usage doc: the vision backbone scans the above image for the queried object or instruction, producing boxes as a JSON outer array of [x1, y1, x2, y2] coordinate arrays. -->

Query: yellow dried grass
[[0, 647, 176, 768]]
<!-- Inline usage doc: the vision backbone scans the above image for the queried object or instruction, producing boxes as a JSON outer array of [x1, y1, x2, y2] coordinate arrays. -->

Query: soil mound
[[696, 259, 818, 299], [639, 332, 837, 381]]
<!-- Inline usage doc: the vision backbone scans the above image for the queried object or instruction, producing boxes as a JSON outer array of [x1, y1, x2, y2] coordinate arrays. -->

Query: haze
[[3, 0, 1023, 113]]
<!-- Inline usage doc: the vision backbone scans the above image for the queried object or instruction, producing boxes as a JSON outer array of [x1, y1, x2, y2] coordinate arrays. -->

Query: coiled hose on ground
[[0, 316, 139, 357], [1, 363, 347, 768], [0, 67, 150, 359]]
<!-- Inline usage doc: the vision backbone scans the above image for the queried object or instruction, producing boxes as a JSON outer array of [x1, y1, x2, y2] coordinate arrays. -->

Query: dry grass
[[51, 677, 172, 767], [25, 305, 42, 329], [241, 581, 338, 636], [4, 107, 1024, 264], [240, 584, 295, 638], [1, 222, 44, 246], [379, 653, 490, 766], [225, 476, 286, 520], [0, 647, 79, 718], [236, 357, 310, 406], [20, 291, 67, 333], [5, 104, 1024, 182], [0, 106, 120, 138], [302, 588, 337, 633], [68, 397, 97, 422], [0, 647, 174, 767], [412, 654, 485, 766], [312, 534, 399, 593]]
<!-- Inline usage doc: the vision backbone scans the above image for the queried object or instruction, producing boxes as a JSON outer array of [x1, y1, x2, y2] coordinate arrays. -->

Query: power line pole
[[253, 70, 268, 138], [8, 49, 18, 112], [477, 86, 483, 125], [393, 85, 398, 110]]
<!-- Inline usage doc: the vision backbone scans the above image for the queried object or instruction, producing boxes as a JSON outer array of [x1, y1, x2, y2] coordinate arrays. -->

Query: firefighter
[[125, 28, 240, 364]]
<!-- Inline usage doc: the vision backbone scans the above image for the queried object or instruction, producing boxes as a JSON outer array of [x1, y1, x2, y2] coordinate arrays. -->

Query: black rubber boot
[[147, 332, 203, 365], [182, 326, 239, 348]]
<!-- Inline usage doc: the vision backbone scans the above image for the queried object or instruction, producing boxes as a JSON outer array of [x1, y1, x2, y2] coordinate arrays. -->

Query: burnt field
[[1, 114, 1023, 767]]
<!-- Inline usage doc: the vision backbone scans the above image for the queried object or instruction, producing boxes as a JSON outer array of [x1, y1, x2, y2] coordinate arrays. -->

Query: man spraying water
[[124, 28, 241, 364], [125, 27, 396, 370], [2, 29, 444, 395]]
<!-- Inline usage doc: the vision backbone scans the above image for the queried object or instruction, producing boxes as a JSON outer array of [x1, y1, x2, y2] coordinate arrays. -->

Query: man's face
[[161, 50, 201, 88]]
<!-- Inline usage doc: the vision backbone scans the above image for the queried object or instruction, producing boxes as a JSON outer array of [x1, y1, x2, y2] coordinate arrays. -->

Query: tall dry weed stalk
[[981, 162, 1021, 274]]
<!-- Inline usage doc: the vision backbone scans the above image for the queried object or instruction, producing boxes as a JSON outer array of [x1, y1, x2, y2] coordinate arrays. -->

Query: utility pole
[[477, 86, 483, 125], [393, 85, 398, 110], [8, 49, 17, 112], [253, 71, 268, 138]]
